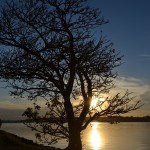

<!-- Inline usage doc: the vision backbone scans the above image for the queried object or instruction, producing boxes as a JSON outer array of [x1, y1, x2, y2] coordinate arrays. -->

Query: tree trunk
[[63, 96, 82, 150], [65, 127, 82, 150]]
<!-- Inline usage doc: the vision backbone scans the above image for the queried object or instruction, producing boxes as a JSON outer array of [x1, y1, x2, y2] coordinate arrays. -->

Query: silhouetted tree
[[0, 0, 141, 149]]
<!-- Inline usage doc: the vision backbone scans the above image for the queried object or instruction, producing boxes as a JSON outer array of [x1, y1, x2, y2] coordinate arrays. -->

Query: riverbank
[[0, 130, 62, 150]]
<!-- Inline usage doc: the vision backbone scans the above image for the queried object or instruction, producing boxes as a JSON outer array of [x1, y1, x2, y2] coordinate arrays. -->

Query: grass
[[0, 130, 61, 150]]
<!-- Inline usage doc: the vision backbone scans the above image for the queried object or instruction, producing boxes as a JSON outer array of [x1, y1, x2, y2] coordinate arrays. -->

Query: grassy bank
[[0, 130, 61, 150]]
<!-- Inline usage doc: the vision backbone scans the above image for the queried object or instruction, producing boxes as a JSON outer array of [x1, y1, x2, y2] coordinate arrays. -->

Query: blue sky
[[0, 0, 150, 119], [91, 0, 150, 81], [91, 0, 150, 116], [93, 0, 150, 83]]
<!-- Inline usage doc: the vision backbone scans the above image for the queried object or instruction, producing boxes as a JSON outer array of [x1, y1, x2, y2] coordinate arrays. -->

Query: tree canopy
[[0, 0, 141, 149]]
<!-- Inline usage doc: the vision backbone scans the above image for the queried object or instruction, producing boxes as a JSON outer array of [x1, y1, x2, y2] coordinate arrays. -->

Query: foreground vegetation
[[0, 130, 61, 150]]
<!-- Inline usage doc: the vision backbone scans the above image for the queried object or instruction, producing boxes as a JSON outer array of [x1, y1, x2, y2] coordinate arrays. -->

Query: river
[[1, 122, 150, 150]]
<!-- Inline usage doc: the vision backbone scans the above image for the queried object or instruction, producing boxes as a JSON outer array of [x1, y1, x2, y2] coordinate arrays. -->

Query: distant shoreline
[[95, 116, 150, 123], [2, 116, 150, 123]]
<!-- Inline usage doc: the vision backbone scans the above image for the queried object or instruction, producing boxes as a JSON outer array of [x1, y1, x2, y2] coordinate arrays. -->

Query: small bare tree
[[0, 0, 141, 149]]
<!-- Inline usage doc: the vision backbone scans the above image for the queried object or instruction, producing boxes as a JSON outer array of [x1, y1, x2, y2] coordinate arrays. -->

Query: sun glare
[[90, 98, 98, 108], [90, 97, 105, 108], [90, 123, 102, 150]]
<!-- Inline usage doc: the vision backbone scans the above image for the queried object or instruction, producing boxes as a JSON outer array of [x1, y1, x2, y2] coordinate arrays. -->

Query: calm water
[[1, 122, 150, 150]]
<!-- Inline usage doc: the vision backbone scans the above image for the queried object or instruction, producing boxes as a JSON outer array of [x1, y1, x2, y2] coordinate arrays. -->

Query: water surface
[[2, 122, 150, 150]]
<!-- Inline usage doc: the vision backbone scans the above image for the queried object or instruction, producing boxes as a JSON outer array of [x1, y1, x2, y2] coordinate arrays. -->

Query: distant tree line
[[2, 116, 150, 123], [96, 116, 150, 123]]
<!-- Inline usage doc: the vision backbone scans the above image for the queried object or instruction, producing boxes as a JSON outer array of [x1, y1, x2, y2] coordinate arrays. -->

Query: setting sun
[[90, 97, 105, 108], [90, 98, 98, 108]]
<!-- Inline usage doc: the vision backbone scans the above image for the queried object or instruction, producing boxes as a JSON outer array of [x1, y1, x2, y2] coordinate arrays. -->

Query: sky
[[0, 0, 150, 120]]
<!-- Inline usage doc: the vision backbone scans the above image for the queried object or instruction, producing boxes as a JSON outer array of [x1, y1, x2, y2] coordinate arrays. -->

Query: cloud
[[140, 54, 150, 57], [0, 99, 31, 109], [106, 76, 150, 116], [0, 108, 24, 120], [0, 99, 47, 120], [112, 76, 150, 97], [140, 91, 150, 104], [0, 76, 150, 118]]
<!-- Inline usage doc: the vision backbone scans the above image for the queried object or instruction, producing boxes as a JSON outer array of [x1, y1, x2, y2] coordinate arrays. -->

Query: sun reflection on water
[[90, 122, 102, 150]]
